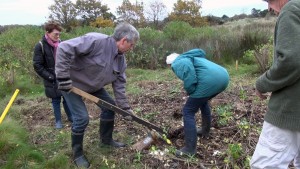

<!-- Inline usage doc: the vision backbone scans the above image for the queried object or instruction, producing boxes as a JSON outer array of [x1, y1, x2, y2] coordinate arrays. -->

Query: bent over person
[[55, 22, 139, 168], [166, 48, 229, 157], [250, 0, 300, 168]]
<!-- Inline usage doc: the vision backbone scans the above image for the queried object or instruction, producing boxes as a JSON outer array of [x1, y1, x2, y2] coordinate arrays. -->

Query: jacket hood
[[180, 48, 206, 59]]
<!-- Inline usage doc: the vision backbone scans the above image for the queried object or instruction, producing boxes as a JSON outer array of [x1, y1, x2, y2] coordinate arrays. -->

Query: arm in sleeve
[[112, 71, 130, 109], [256, 11, 300, 93], [55, 35, 95, 79], [32, 43, 54, 81], [172, 60, 197, 95]]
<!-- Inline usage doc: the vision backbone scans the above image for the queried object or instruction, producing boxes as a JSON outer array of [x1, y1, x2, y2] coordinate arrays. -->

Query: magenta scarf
[[45, 34, 60, 61]]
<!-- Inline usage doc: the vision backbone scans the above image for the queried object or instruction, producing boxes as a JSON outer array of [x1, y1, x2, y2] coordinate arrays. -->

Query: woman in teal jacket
[[166, 48, 229, 156]]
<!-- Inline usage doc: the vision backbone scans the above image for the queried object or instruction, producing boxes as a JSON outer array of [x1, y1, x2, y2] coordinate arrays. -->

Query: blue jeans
[[52, 96, 72, 122], [182, 96, 213, 134], [62, 88, 116, 134]]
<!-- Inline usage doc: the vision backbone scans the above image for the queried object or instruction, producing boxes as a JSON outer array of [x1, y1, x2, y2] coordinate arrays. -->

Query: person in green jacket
[[166, 48, 229, 156], [250, 0, 300, 168]]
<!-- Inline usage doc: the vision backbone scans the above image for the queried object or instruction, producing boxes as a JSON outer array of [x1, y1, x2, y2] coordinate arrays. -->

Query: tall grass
[[0, 118, 45, 169]]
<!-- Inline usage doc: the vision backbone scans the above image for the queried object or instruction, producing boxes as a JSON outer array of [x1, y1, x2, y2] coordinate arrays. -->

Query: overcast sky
[[0, 0, 267, 25]]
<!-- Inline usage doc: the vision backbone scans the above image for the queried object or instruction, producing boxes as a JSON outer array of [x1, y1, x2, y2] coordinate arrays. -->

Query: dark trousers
[[52, 96, 72, 122], [182, 96, 214, 132], [62, 88, 116, 134]]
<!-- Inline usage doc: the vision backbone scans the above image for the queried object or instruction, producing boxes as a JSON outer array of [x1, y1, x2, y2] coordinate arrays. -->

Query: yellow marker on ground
[[166, 138, 172, 144], [0, 89, 20, 124]]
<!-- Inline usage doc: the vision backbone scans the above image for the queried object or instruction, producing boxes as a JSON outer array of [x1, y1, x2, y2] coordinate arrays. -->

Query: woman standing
[[33, 21, 73, 129]]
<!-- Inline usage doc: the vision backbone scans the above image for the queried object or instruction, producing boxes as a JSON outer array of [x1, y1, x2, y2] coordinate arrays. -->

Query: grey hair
[[112, 22, 139, 43]]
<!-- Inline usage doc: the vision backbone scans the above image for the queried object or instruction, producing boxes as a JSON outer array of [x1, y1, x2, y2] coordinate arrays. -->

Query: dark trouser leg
[[52, 97, 62, 129], [62, 96, 73, 123], [62, 91, 90, 167], [197, 102, 211, 137], [175, 97, 199, 156]]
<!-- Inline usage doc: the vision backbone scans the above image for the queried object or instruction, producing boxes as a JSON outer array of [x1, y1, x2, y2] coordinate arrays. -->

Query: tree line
[[47, 0, 270, 32], [48, 0, 206, 31]]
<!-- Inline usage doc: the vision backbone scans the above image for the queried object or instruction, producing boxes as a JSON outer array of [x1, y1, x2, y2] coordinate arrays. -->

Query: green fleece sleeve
[[172, 59, 197, 95], [256, 10, 300, 93]]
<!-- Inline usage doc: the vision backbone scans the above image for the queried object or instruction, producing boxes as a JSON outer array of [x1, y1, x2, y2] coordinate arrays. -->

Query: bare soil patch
[[17, 80, 267, 168]]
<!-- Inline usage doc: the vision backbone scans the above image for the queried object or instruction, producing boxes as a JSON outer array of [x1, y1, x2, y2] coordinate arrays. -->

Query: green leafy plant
[[239, 85, 247, 101], [167, 146, 177, 154], [134, 151, 143, 163], [238, 118, 250, 137], [215, 105, 233, 126], [224, 143, 243, 167]]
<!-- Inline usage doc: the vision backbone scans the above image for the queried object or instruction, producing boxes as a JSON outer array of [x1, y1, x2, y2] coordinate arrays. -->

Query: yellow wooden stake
[[236, 60, 238, 70], [0, 89, 20, 124]]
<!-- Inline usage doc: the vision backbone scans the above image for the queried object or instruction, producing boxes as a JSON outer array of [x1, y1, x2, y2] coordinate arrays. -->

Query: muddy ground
[[17, 80, 270, 169]]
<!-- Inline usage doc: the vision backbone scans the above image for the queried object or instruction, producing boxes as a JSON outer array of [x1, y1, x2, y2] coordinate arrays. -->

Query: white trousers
[[250, 121, 300, 169]]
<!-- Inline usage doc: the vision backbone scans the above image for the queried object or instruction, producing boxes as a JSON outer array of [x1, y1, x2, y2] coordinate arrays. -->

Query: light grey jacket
[[55, 32, 130, 108]]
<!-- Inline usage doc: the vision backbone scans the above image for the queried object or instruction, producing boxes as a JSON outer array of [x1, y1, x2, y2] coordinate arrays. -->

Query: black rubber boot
[[71, 132, 90, 168], [175, 128, 197, 157], [197, 117, 211, 138], [100, 120, 126, 148]]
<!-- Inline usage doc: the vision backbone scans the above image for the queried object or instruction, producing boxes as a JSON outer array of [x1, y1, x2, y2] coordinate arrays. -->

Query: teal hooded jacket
[[171, 48, 229, 98]]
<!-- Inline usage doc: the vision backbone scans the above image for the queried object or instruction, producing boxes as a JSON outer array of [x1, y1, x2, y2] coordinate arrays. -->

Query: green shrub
[[242, 38, 273, 73], [98, 27, 114, 35], [253, 42, 273, 73], [163, 21, 194, 41], [65, 26, 99, 38], [127, 27, 166, 69]]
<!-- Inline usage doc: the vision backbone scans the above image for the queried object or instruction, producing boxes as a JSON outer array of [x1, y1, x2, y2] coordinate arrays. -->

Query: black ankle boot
[[71, 132, 90, 168], [175, 128, 197, 157], [197, 117, 211, 137], [100, 120, 126, 148]]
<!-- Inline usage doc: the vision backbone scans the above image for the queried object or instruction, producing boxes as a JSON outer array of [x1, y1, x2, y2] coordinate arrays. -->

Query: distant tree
[[168, 0, 207, 27], [251, 8, 261, 17], [205, 15, 224, 25], [221, 15, 229, 20], [48, 0, 78, 32], [0, 25, 10, 34], [230, 13, 248, 21], [260, 9, 270, 17], [146, 0, 167, 28], [90, 17, 114, 28], [75, 0, 115, 26], [117, 0, 146, 28]]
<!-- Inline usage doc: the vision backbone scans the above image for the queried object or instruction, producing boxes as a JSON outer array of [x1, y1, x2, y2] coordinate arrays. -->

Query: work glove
[[122, 107, 134, 121], [57, 78, 73, 92]]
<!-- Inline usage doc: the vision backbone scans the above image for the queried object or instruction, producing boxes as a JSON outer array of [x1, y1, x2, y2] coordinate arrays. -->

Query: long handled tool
[[70, 87, 166, 135]]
